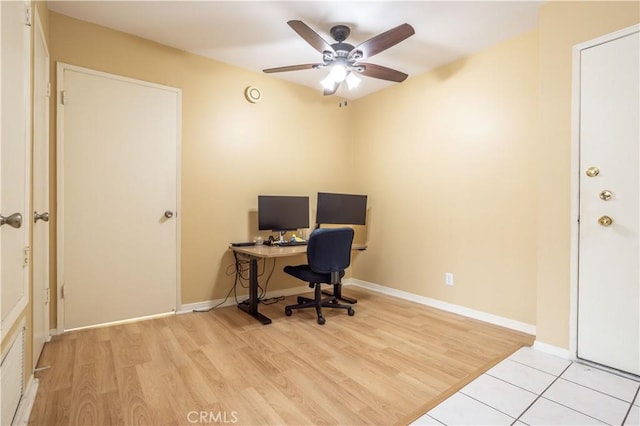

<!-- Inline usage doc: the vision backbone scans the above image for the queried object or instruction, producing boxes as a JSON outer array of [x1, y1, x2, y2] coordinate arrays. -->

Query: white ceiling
[[48, 1, 542, 99]]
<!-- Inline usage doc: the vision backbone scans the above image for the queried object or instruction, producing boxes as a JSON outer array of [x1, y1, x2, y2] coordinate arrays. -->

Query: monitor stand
[[278, 231, 286, 243]]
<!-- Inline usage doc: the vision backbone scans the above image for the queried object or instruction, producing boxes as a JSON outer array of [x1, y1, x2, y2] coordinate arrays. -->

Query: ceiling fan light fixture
[[329, 63, 348, 83], [346, 72, 361, 90], [321, 74, 336, 90]]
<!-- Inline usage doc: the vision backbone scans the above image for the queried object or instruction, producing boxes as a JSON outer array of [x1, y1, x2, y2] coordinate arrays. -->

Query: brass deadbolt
[[586, 167, 600, 177], [598, 216, 613, 226], [599, 190, 613, 201]]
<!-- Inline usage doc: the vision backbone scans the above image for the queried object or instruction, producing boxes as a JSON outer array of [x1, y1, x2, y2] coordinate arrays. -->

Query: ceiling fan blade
[[357, 63, 409, 82], [263, 63, 323, 73], [288, 20, 335, 55], [350, 23, 415, 60], [323, 81, 339, 96]]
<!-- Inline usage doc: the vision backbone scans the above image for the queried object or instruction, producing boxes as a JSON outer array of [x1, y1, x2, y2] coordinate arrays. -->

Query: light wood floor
[[30, 287, 533, 425]]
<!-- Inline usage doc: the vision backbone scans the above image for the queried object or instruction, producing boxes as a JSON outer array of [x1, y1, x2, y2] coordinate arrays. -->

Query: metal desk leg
[[237, 256, 272, 325]]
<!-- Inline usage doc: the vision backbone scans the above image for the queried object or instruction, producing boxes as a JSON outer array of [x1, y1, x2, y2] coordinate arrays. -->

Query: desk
[[230, 243, 366, 325]]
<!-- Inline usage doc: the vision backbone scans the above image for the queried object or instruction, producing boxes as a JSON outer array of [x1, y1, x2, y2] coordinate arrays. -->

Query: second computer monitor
[[316, 192, 367, 226]]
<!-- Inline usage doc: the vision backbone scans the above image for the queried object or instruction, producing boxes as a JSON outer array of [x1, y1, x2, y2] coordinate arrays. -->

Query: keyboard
[[231, 242, 256, 247], [275, 240, 308, 246]]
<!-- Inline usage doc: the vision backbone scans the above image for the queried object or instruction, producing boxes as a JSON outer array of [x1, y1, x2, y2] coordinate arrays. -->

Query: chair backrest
[[307, 227, 354, 276]]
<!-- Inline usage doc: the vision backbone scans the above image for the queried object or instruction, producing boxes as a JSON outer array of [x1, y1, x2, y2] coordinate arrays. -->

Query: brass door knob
[[586, 167, 600, 177], [598, 216, 613, 226]]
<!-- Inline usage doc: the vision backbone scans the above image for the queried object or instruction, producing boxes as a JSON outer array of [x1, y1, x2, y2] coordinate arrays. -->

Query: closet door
[[1, 0, 30, 338], [58, 64, 181, 330], [577, 28, 639, 375]]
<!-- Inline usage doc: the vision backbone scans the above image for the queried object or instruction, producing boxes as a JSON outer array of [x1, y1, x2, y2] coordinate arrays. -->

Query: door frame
[[32, 6, 50, 365], [569, 24, 640, 362], [55, 62, 182, 333]]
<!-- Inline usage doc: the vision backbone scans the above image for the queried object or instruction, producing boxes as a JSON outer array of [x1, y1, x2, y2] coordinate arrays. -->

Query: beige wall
[[536, 1, 639, 348], [49, 12, 355, 318], [350, 30, 539, 325]]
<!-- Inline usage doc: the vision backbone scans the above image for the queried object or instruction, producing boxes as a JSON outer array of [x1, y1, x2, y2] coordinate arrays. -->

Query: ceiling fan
[[263, 20, 415, 96]]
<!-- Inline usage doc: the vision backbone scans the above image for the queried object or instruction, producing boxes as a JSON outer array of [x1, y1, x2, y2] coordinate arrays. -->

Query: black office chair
[[284, 227, 355, 325]]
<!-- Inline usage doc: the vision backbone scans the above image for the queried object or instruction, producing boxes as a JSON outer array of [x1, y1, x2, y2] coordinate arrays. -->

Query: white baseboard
[[343, 278, 536, 335], [178, 285, 311, 314], [13, 376, 38, 425], [533, 340, 571, 360]]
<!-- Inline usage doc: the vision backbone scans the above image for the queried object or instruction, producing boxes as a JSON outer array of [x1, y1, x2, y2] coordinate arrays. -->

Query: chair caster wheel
[[317, 316, 326, 325], [348, 308, 355, 316], [285, 308, 292, 316]]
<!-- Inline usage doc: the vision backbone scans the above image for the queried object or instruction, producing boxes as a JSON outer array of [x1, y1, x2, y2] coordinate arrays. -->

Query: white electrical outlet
[[445, 272, 454, 286]]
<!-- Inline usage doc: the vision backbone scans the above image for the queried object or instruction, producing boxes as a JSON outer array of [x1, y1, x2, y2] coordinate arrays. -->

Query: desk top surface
[[230, 243, 367, 258]]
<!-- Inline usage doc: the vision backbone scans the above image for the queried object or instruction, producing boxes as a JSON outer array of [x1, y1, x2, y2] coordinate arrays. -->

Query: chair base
[[321, 283, 358, 304], [285, 283, 355, 325]]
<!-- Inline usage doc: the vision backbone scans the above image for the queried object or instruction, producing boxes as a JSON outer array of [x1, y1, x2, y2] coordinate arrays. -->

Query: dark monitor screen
[[258, 195, 310, 232], [316, 192, 367, 226]]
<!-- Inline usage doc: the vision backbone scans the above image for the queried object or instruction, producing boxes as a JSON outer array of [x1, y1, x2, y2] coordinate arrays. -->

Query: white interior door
[[32, 8, 50, 367], [58, 64, 180, 331], [577, 28, 639, 375], [1, 0, 31, 340]]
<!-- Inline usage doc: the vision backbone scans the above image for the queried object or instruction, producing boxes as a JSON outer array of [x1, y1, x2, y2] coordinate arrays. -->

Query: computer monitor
[[258, 195, 310, 235], [316, 192, 367, 226]]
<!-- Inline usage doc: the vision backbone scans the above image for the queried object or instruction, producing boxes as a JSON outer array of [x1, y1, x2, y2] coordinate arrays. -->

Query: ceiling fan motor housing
[[330, 25, 354, 57], [330, 24, 350, 42], [331, 43, 355, 56]]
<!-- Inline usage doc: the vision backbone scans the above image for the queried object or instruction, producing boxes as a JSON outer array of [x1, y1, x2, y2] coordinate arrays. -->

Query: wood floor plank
[[281, 363, 372, 424], [97, 391, 125, 426], [109, 326, 152, 370], [177, 362, 220, 408], [69, 363, 99, 425], [29, 287, 533, 425], [135, 362, 180, 425], [243, 377, 313, 425], [42, 338, 77, 392], [93, 340, 119, 395], [187, 349, 229, 395], [238, 387, 287, 425], [116, 366, 154, 425], [156, 367, 200, 422], [279, 368, 341, 424], [31, 388, 72, 426]]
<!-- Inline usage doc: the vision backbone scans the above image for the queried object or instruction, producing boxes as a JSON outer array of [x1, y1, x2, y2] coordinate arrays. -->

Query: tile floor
[[412, 346, 640, 425]]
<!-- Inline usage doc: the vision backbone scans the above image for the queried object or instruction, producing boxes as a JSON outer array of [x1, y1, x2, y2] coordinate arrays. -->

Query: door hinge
[[46, 82, 51, 98], [61, 285, 65, 299], [23, 246, 30, 268], [60, 91, 67, 105], [25, 5, 32, 27], [45, 287, 50, 304]]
